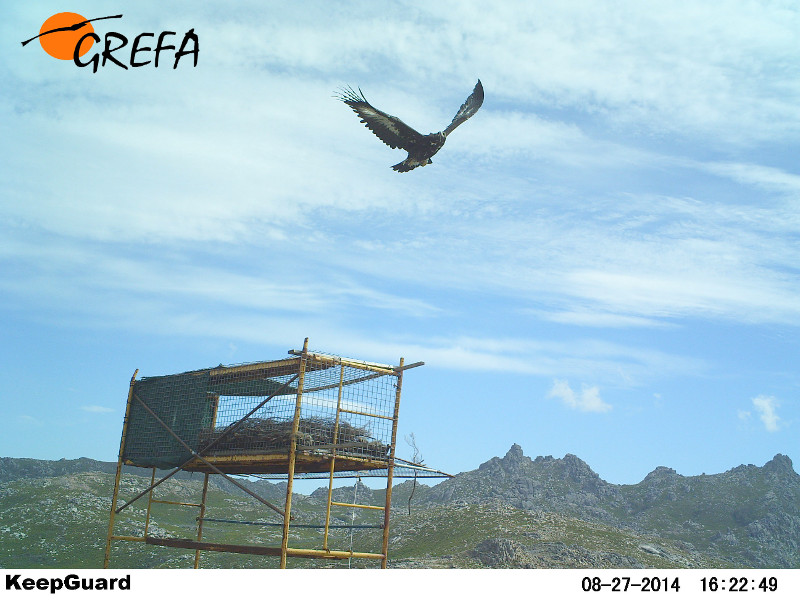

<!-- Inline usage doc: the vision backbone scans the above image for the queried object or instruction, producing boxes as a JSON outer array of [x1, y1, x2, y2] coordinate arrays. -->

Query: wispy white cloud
[[206, 0, 800, 143], [752, 395, 782, 432], [347, 335, 698, 383], [548, 379, 612, 413], [80, 405, 115, 414], [701, 162, 800, 195], [0, 225, 706, 383], [2, 2, 799, 382], [531, 308, 669, 329], [0, 231, 441, 321], [328, 193, 800, 328], [331, 1, 800, 143]]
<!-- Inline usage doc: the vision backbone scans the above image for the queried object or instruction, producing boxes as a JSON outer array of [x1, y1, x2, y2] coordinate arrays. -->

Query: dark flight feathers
[[337, 80, 484, 172], [444, 80, 485, 136]]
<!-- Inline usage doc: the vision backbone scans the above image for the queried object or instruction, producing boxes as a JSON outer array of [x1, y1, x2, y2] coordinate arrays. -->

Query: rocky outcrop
[[0, 457, 118, 482], [472, 538, 538, 568], [472, 537, 644, 569], [426, 445, 618, 521], [422, 445, 800, 568]]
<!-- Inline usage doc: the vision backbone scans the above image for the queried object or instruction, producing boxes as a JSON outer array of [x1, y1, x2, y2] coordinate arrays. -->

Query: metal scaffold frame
[[103, 338, 448, 569]]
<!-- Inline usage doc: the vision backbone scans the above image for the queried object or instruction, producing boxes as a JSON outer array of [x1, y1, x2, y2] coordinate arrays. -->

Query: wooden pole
[[103, 369, 138, 568], [146, 537, 385, 560], [381, 357, 404, 568], [144, 467, 156, 537], [280, 337, 308, 568], [194, 473, 210, 569], [323, 362, 346, 550]]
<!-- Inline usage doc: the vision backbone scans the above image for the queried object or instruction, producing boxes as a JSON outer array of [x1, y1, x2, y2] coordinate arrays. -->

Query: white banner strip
[[1, 569, 798, 599]]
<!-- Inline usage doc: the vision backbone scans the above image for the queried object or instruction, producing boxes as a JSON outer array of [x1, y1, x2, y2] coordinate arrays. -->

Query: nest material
[[198, 417, 389, 458]]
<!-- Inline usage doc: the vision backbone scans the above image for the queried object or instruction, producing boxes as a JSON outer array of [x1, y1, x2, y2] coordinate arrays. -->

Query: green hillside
[[1, 447, 797, 569]]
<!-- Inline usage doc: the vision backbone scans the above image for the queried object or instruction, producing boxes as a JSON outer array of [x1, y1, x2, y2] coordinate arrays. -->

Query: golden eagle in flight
[[337, 80, 484, 172]]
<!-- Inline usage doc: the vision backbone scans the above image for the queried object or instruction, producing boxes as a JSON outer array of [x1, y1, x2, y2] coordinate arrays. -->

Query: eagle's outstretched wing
[[336, 86, 425, 151], [443, 80, 484, 137]]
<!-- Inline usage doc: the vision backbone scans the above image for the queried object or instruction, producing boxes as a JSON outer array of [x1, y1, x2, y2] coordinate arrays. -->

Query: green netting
[[123, 371, 214, 469], [208, 379, 291, 397], [121, 364, 302, 469]]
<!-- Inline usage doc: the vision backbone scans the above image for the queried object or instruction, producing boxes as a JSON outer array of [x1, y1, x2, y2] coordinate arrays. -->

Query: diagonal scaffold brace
[[114, 373, 300, 518]]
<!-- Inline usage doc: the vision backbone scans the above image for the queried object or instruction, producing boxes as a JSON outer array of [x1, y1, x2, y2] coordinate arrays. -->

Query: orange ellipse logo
[[38, 12, 95, 60]]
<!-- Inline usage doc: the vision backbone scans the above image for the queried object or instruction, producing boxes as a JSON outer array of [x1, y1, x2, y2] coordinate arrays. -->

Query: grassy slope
[[1, 471, 732, 569]]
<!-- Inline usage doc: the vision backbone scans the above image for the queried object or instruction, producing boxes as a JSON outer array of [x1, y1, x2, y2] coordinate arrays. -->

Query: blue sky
[[1, 1, 798, 486]]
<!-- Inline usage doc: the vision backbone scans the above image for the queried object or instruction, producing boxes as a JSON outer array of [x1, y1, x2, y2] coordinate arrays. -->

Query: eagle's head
[[426, 132, 446, 152]]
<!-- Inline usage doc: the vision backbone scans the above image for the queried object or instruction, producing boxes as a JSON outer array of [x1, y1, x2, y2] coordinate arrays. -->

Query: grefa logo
[[21, 12, 199, 72]]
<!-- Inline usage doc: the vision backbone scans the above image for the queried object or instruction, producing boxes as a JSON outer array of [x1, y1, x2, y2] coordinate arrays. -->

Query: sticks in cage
[[197, 416, 390, 458]]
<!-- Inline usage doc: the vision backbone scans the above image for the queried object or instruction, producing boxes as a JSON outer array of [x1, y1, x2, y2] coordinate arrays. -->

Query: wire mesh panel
[[294, 354, 397, 460], [199, 359, 302, 457], [121, 350, 400, 474], [122, 370, 214, 469]]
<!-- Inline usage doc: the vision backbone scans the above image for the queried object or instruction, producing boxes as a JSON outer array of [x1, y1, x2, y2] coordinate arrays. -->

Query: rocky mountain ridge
[[416, 444, 799, 567], [1, 446, 797, 568]]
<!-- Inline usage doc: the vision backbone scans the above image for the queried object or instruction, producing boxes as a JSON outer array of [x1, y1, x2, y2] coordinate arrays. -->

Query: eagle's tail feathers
[[392, 160, 416, 172]]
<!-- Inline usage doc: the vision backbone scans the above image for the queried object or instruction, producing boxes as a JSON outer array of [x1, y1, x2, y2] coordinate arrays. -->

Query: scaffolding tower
[[103, 338, 449, 568]]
